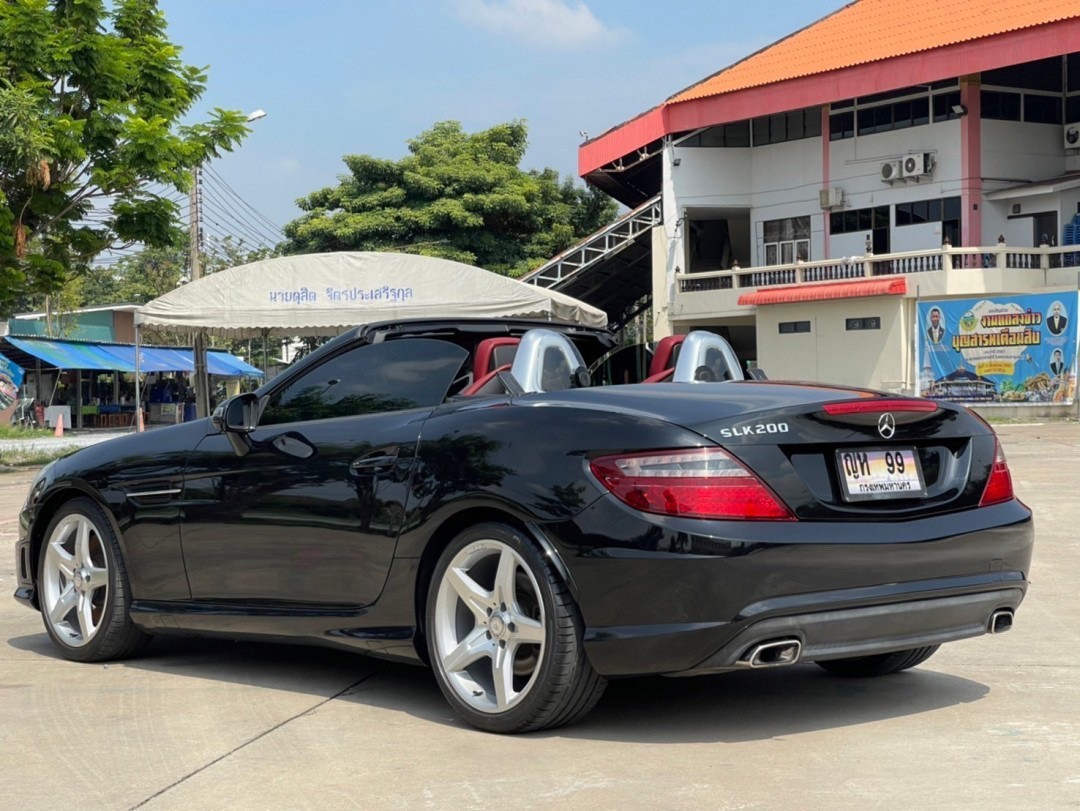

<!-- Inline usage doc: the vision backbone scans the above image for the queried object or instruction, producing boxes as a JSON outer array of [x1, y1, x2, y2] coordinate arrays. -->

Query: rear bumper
[[678, 584, 1023, 676], [550, 496, 1034, 678], [582, 573, 1027, 676]]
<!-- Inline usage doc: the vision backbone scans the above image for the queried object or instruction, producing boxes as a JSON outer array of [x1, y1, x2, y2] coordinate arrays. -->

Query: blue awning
[[207, 351, 263, 377], [6, 337, 135, 371], [4, 337, 263, 377]]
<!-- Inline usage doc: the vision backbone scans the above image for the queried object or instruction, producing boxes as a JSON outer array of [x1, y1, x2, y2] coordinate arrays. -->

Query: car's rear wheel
[[426, 522, 606, 733], [38, 498, 149, 662], [815, 645, 940, 678]]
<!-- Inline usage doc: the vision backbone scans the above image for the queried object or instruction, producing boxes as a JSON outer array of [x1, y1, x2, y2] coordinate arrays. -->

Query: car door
[[179, 337, 469, 606]]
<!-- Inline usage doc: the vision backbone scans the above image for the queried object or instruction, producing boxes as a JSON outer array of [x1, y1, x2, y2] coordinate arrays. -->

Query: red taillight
[[589, 448, 794, 521], [980, 441, 1015, 507], [822, 398, 938, 415]]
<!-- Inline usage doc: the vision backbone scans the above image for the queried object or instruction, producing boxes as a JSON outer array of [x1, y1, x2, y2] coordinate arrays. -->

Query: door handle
[[350, 446, 400, 472]]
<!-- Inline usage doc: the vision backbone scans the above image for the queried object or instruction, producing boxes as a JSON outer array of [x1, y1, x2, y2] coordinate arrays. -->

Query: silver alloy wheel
[[433, 540, 547, 714], [41, 513, 110, 648]]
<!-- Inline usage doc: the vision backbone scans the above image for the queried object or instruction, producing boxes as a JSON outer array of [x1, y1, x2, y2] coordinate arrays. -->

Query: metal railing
[[676, 244, 1080, 294], [521, 194, 662, 289]]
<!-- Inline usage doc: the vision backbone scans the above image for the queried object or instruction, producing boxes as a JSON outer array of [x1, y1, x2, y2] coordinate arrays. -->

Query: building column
[[959, 75, 982, 248], [821, 105, 831, 260], [654, 138, 682, 340]]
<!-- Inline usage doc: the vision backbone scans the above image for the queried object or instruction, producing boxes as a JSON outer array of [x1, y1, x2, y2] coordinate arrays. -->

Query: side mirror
[[211, 393, 259, 457], [212, 393, 259, 434]]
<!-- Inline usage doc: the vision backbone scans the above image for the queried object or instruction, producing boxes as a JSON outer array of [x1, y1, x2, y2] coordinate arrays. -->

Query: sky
[[158, 0, 845, 236]]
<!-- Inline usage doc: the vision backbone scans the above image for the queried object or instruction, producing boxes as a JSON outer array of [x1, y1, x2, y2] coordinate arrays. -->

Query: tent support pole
[[262, 329, 269, 377], [194, 330, 210, 419], [135, 323, 144, 433], [76, 370, 82, 429]]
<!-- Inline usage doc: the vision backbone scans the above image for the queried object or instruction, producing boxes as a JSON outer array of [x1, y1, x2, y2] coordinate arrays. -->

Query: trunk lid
[[679, 383, 994, 520]]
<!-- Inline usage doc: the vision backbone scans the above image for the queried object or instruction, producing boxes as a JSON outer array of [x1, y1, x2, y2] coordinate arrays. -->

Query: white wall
[[671, 146, 751, 205], [829, 120, 962, 204], [756, 297, 908, 390], [982, 120, 1067, 185]]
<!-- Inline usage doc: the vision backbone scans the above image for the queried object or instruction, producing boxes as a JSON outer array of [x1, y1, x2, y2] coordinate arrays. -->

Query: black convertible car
[[13, 319, 1033, 733]]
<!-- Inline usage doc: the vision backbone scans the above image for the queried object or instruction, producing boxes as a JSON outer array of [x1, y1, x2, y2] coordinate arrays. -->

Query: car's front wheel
[[37, 498, 149, 662], [426, 522, 605, 733], [815, 645, 940, 678]]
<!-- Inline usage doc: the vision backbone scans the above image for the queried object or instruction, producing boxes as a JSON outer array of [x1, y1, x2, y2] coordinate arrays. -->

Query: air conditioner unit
[[901, 152, 933, 178], [881, 160, 901, 182], [1066, 124, 1080, 150], [819, 188, 844, 209]]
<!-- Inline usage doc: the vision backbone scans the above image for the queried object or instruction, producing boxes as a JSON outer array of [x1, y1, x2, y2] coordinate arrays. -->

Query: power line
[[203, 165, 285, 236], [200, 173, 284, 245], [201, 190, 281, 248], [201, 195, 277, 249]]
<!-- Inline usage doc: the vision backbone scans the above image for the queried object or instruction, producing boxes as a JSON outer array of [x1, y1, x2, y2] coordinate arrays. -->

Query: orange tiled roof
[[671, 0, 1080, 104]]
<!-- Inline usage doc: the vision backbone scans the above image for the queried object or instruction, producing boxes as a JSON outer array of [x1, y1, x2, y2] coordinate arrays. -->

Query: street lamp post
[[190, 109, 267, 419]]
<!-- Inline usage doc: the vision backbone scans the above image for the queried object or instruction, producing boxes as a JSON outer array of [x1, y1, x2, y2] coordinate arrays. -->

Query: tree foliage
[[283, 121, 618, 275], [0, 0, 249, 313]]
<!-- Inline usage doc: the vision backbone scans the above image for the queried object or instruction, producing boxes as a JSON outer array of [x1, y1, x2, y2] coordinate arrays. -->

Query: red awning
[[737, 278, 907, 306]]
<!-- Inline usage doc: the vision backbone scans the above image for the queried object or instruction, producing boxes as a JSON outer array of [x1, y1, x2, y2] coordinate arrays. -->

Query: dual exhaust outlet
[[739, 638, 802, 669], [989, 609, 1014, 634], [737, 609, 1015, 669]]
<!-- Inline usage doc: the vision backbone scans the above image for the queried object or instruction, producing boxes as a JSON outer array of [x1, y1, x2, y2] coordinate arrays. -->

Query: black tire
[[815, 645, 940, 678], [425, 522, 606, 734], [37, 497, 149, 662]]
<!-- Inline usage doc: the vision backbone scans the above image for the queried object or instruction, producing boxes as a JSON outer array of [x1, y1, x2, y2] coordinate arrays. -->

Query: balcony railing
[[676, 244, 1080, 294]]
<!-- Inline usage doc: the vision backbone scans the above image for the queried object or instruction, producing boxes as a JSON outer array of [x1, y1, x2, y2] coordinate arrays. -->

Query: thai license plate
[[835, 448, 926, 501]]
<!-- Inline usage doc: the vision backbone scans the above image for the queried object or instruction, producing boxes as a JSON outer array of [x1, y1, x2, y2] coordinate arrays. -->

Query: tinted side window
[[260, 339, 468, 426]]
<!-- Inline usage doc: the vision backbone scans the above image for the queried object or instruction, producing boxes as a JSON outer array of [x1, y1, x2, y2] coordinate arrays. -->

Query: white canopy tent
[[132, 252, 607, 426], [136, 251, 607, 337]]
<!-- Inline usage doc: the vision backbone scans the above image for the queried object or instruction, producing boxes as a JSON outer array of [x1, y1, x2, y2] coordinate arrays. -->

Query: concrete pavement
[[1, 423, 1078, 810]]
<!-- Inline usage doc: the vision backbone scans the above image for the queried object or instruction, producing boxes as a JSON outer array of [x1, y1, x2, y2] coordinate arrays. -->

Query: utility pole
[[189, 165, 211, 419]]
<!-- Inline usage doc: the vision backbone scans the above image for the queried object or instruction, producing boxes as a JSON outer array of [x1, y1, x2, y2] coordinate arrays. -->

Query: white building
[[525, 0, 1080, 406]]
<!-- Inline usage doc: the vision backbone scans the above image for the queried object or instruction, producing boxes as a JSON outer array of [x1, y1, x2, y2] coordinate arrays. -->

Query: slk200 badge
[[719, 422, 790, 438]]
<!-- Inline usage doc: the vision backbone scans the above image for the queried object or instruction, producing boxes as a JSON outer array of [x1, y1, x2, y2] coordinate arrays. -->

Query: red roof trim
[[580, 17, 1080, 178], [737, 278, 907, 306], [578, 106, 667, 178]]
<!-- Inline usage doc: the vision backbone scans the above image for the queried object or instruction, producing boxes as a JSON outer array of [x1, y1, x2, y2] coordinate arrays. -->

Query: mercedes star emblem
[[877, 413, 896, 439]]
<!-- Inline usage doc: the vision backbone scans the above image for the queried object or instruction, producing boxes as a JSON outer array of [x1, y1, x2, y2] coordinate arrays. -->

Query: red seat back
[[473, 338, 520, 379], [646, 335, 686, 379]]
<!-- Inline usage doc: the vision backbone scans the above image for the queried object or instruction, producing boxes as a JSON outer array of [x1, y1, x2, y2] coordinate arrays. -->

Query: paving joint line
[[128, 669, 380, 809]]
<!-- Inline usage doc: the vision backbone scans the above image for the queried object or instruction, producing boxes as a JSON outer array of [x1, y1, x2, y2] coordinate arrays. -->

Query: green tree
[[0, 0, 249, 314], [283, 120, 618, 276]]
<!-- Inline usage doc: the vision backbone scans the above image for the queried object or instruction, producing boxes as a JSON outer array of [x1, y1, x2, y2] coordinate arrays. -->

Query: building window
[[1067, 95, 1080, 124], [762, 216, 810, 265], [752, 108, 821, 146], [856, 96, 930, 136], [830, 206, 889, 234], [896, 197, 961, 227], [984, 57, 1064, 93], [829, 110, 855, 141], [981, 90, 1022, 121], [983, 89, 1063, 124], [932, 91, 963, 122], [1024, 94, 1063, 125], [680, 122, 751, 148], [846, 317, 881, 331], [779, 321, 811, 334]]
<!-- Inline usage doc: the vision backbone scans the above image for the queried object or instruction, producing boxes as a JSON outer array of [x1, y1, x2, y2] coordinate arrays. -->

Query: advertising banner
[[0, 352, 25, 411], [917, 293, 1079, 405]]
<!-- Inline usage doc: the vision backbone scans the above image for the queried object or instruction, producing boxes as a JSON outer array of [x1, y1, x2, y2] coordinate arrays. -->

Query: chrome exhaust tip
[[989, 609, 1014, 634], [740, 638, 802, 668]]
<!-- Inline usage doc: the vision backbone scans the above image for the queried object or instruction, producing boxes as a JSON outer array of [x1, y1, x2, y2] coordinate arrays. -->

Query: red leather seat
[[642, 335, 686, 383], [460, 338, 520, 396]]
